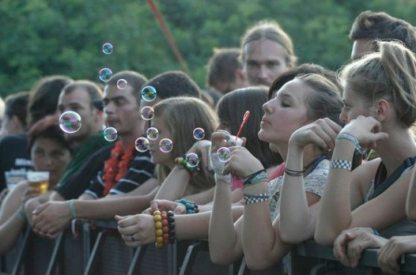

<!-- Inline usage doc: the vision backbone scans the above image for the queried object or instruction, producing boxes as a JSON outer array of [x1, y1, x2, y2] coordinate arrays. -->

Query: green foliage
[[0, 0, 415, 97]]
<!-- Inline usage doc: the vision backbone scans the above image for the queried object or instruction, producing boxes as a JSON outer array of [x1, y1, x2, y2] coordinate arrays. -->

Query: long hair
[[217, 87, 282, 167], [154, 97, 218, 193]]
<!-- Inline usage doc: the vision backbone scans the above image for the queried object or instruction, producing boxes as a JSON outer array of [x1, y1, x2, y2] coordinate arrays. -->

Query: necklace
[[102, 141, 135, 196]]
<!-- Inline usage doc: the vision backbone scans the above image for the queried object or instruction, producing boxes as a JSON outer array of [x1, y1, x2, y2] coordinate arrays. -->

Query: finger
[[325, 118, 343, 133], [32, 203, 48, 215], [175, 204, 186, 214], [313, 126, 336, 150], [150, 200, 159, 212], [117, 216, 138, 228]]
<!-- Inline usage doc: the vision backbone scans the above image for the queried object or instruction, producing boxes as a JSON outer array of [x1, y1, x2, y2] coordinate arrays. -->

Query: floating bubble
[[217, 147, 231, 162], [135, 137, 150, 152], [140, 106, 154, 121], [98, 67, 113, 82], [185, 153, 200, 168], [103, 127, 118, 142], [193, 127, 205, 140], [116, 79, 128, 89], [59, 111, 82, 134], [102, 42, 113, 55], [159, 138, 173, 153], [140, 86, 157, 102], [146, 127, 159, 140]]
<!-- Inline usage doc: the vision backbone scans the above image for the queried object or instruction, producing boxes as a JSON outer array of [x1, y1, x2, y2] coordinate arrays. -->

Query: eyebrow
[[103, 95, 127, 102]]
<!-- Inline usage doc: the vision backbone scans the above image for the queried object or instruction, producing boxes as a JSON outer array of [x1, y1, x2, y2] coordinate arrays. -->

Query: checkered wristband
[[243, 193, 269, 205], [331, 159, 352, 170]]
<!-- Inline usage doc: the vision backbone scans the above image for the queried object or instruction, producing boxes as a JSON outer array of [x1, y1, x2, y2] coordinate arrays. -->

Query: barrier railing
[[2, 221, 416, 275]]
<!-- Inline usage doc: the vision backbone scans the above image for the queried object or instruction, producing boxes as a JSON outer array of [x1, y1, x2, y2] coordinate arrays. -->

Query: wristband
[[331, 159, 352, 171], [175, 155, 200, 176], [284, 167, 304, 177], [336, 132, 365, 155], [243, 193, 269, 205], [244, 169, 267, 186], [68, 199, 77, 219]]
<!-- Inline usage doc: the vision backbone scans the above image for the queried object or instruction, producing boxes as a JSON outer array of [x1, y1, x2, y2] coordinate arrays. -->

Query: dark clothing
[[55, 145, 112, 200], [0, 134, 32, 191]]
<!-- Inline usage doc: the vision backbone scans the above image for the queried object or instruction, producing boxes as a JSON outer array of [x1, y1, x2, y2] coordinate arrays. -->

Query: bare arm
[[406, 165, 416, 220], [154, 166, 191, 200], [209, 175, 243, 265], [0, 207, 26, 254]]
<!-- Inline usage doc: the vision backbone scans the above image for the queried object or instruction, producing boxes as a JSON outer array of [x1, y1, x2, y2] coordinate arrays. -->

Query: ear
[[374, 98, 391, 122]]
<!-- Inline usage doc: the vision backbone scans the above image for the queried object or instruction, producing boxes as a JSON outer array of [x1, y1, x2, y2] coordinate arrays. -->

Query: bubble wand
[[235, 111, 250, 141]]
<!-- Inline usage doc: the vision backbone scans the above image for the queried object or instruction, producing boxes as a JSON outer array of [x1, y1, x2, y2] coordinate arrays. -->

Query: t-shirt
[[55, 145, 112, 200], [0, 134, 33, 191], [84, 149, 155, 198], [268, 159, 330, 221]]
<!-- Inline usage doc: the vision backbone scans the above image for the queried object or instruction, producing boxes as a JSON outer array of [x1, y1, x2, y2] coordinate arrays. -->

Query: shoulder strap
[[369, 156, 416, 200]]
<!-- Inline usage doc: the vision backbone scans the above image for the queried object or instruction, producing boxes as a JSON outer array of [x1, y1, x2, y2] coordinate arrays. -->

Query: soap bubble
[[135, 137, 150, 152], [159, 138, 173, 153], [98, 67, 112, 82], [103, 127, 118, 142], [59, 111, 82, 134], [102, 42, 113, 55], [217, 147, 231, 162], [185, 153, 199, 168], [140, 106, 154, 121], [193, 128, 205, 140], [140, 86, 157, 102], [117, 79, 128, 89], [146, 127, 159, 140]]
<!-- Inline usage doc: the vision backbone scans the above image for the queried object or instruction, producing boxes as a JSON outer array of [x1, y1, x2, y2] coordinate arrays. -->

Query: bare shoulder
[[351, 158, 381, 194]]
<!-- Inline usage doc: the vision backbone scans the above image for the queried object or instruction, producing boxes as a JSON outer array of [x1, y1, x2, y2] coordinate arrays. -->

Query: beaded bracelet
[[153, 210, 166, 248], [167, 211, 176, 244], [68, 199, 77, 219], [153, 210, 176, 248], [336, 132, 365, 155], [243, 193, 269, 205], [243, 169, 268, 186], [331, 159, 352, 171], [175, 198, 199, 214], [174, 155, 200, 176]]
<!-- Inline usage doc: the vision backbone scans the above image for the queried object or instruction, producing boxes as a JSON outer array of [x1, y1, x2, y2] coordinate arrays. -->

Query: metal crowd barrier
[[3, 223, 416, 275]]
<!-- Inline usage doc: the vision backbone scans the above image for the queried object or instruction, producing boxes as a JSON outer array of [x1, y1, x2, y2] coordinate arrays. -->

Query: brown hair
[[154, 97, 218, 192], [340, 40, 416, 127], [241, 20, 297, 67], [207, 48, 242, 92], [349, 11, 416, 53], [61, 80, 103, 111]]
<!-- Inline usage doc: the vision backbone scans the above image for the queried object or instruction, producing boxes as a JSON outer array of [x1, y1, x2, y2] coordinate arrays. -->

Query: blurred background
[[0, 0, 415, 97]]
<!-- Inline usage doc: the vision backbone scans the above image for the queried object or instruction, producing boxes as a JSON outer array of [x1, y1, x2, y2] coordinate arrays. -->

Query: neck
[[119, 126, 145, 149], [374, 125, 416, 175]]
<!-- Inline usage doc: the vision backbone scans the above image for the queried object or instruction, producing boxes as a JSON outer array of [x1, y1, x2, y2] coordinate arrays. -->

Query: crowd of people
[[0, 10, 416, 275]]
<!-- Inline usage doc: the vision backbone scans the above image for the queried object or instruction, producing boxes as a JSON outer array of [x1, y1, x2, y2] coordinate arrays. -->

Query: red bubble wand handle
[[235, 111, 250, 141]]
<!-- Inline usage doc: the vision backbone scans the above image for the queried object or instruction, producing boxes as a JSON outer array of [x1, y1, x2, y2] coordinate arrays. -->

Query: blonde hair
[[340, 40, 416, 127], [241, 20, 297, 67], [153, 97, 218, 192]]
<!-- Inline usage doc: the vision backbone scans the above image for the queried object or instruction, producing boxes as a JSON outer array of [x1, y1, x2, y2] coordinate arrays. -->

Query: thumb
[[372, 132, 389, 141], [114, 215, 125, 222], [241, 137, 247, 147], [150, 200, 159, 212], [346, 232, 357, 241]]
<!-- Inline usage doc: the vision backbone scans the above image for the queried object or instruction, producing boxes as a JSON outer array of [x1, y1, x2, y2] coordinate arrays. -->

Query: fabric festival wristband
[[244, 169, 267, 186], [243, 193, 269, 205], [68, 199, 77, 219], [336, 132, 365, 155], [330, 159, 352, 171]]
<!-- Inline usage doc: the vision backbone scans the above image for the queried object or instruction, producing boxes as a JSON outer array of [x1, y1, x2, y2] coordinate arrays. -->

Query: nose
[[262, 99, 273, 114], [339, 108, 348, 125], [104, 101, 115, 115], [258, 65, 268, 79]]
